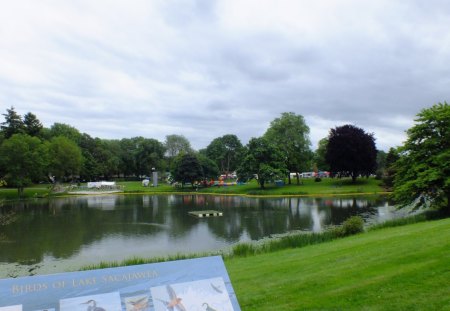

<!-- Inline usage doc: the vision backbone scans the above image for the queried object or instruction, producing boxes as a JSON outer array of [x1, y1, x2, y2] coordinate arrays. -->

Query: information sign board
[[0, 256, 240, 311]]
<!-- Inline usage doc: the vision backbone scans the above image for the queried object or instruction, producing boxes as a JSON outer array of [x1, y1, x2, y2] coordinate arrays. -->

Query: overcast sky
[[1, 0, 449, 151]]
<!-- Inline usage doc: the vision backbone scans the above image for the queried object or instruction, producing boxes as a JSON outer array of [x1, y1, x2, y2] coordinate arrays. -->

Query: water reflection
[[0, 194, 398, 275]]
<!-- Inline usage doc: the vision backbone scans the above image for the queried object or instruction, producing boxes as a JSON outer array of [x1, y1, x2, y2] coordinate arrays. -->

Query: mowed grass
[[118, 177, 385, 197], [0, 177, 386, 200], [226, 218, 450, 310]]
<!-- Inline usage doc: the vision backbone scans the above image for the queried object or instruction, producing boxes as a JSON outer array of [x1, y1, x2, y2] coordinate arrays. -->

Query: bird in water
[[202, 303, 218, 311], [81, 300, 106, 311]]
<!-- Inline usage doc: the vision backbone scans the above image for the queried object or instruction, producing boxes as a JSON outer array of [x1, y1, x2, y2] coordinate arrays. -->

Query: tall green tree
[[314, 137, 330, 172], [264, 112, 312, 184], [198, 154, 220, 179], [205, 134, 243, 176], [383, 147, 400, 189], [1, 107, 24, 139], [375, 150, 387, 179], [23, 112, 43, 137], [393, 103, 450, 213], [49, 123, 82, 144], [119, 138, 139, 177], [171, 153, 203, 187], [0, 134, 48, 197], [47, 136, 83, 182], [237, 137, 287, 189], [325, 124, 377, 182], [135, 138, 166, 176], [165, 134, 193, 169]]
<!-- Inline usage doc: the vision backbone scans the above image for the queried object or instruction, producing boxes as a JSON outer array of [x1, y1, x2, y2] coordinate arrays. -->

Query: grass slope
[[226, 218, 450, 310]]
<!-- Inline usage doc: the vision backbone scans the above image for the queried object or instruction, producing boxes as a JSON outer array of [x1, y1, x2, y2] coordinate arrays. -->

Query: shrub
[[342, 216, 364, 235], [314, 177, 322, 182]]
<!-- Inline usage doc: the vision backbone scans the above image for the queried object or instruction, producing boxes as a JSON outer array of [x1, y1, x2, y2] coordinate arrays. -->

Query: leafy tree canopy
[[325, 124, 377, 182], [237, 137, 287, 189], [393, 102, 450, 213], [165, 134, 193, 158], [264, 112, 312, 183], [383, 147, 400, 189], [0, 134, 48, 196], [47, 136, 83, 181], [171, 153, 204, 187], [205, 134, 243, 175], [49, 123, 82, 144], [314, 137, 330, 171]]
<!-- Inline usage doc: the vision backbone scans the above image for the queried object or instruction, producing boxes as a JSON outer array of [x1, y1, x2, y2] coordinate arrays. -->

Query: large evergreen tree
[[23, 112, 43, 137], [393, 103, 450, 213], [325, 124, 377, 182], [1, 107, 24, 139]]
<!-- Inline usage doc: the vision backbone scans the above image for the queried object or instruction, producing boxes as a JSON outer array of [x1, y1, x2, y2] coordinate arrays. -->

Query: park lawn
[[225, 218, 450, 310], [0, 184, 50, 200], [0, 177, 385, 200], [118, 177, 385, 196]]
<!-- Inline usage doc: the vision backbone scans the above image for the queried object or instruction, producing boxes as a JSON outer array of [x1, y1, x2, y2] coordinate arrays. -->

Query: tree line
[[0, 103, 448, 214]]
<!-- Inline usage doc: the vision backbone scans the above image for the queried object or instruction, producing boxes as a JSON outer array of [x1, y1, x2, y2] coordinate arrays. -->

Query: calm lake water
[[0, 194, 401, 277]]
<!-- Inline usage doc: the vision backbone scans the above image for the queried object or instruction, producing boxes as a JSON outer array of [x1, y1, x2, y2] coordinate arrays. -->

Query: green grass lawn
[[0, 177, 386, 200], [226, 218, 450, 310], [118, 177, 386, 197]]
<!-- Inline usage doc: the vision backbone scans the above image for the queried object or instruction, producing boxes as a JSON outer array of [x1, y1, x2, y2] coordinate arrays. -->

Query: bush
[[314, 177, 322, 182], [343, 215, 365, 235], [333, 216, 365, 237]]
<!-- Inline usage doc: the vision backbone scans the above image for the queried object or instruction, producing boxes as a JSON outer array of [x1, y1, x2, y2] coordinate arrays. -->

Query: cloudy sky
[[1, 0, 449, 151]]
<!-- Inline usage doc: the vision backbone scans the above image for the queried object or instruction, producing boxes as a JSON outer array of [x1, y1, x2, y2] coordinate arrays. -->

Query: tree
[[165, 134, 193, 167], [49, 123, 82, 144], [237, 137, 287, 189], [135, 138, 166, 176], [23, 112, 43, 137], [1, 107, 24, 139], [198, 154, 220, 179], [264, 112, 312, 184], [393, 103, 450, 214], [325, 124, 377, 182], [171, 153, 204, 187], [375, 150, 387, 179], [205, 134, 243, 176], [47, 136, 83, 182], [383, 147, 400, 189], [0, 134, 48, 197], [314, 137, 330, 172]]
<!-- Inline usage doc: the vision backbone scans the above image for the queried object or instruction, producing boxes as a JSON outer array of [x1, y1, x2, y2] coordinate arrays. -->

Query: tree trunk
[[18, 186, 24, 198], [296, 173, 300, 185], [288, 173, 291, 185], [260, 179, 265, 189]]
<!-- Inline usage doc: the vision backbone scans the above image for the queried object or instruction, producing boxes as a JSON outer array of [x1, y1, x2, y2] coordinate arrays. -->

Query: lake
[[0, 194, 402, 277]]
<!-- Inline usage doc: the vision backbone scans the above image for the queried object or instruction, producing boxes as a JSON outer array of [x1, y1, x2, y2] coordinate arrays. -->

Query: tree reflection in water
[[0, 194, 397, 275]]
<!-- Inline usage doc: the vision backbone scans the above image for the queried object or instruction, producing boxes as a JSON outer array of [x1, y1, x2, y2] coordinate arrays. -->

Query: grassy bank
[[122, 178, 384, 195], [0, 177, 387, 200], [81, 217, 450, 309], [226, 218, 450, 310], [118, 177, 386, 197]]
